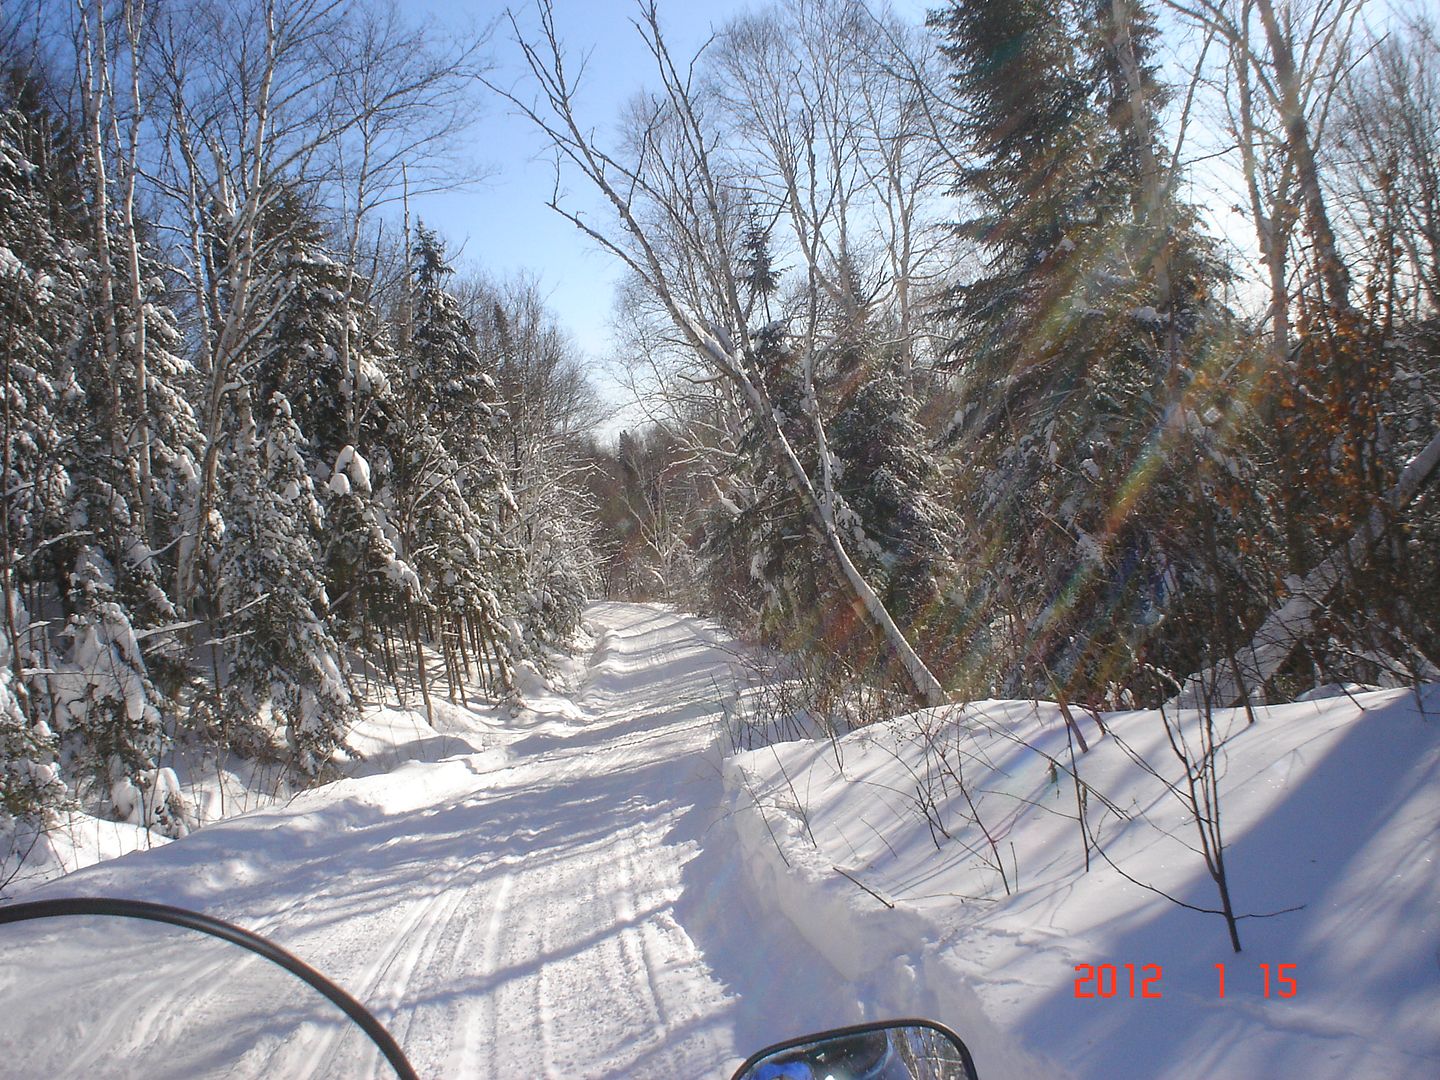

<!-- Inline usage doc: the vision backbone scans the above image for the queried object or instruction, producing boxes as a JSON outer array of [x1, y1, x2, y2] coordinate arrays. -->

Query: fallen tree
[[1170, 427, 1440, 709]]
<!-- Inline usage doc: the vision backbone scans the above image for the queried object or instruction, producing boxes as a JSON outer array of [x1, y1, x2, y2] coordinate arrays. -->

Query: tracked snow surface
[[1, 602, 1437, 1078]]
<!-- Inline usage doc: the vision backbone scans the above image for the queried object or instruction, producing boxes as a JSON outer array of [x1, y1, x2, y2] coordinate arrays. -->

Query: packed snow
[[1, 603, 1436, 1078]]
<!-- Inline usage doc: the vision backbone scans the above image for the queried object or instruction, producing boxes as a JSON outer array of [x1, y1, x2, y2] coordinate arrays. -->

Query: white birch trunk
[[505, 1, 949, 706], [78, 0, 125, 463], [1169, 428, 1440, 709], [693, 324, 948, 708], [120, 0, 153, 545]]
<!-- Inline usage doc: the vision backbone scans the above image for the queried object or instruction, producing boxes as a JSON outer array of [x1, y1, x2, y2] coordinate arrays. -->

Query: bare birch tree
[[713, 0, 950, 388], [143, 0, 483, 616], [1165, 0, 1364, 359], [494, 0, 947, 705], [1330, 13, 1440, 326]]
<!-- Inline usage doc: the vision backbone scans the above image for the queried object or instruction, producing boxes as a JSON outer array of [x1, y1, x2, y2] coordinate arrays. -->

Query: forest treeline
[[3, 0, 1439, 840], [0, 0, 607, 834], [568, 0, 1439, 714]]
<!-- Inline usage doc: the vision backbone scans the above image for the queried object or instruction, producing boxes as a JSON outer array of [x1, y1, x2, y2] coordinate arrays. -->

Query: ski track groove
[[279, 873, 468, 1076], [12, 603, 1435, 1080], [69, 912, 290, 1073]]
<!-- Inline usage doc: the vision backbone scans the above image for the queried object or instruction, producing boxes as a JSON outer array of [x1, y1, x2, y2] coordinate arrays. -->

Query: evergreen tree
[[255, 194, 361, 458], [0, 624, 62, 821], [396, 224, 523, 689], [216, 395, 357, 776], [738, 210, 781, 322], [709, 323, 832, 640], [253, 192, 416, 642], [67, 233, 201, 698], [0, 85, 190, 817], [0, 102, 69, 818], [0, 101, 80, 698], [722, 211, 807, 625], [828, 353, 961, 662], [929, 0, 1098, 399], [482, 296, 603, 652], [932, 0, 1234, 700]]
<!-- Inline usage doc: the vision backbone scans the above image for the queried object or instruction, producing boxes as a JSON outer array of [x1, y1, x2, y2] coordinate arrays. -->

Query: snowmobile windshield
[[0, 898, 416, 1080], [805, 1029, 895, 1076]]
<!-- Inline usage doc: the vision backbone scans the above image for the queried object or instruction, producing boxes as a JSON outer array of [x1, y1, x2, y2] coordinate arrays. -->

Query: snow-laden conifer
[[216, 395, 357, 776], [253, 195, 418, 649], [480, 292, 602, 651], [932, 0, 1236, 698], [393, 225, 523, 692], [0, 94, 187, 820], [828, 354, 961, 662]]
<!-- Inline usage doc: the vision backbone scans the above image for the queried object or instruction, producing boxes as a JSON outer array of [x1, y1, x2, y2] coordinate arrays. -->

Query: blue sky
[[401, 1, 1260, 436], [406, 2, 765, 409], [405, 1, 930, 429]]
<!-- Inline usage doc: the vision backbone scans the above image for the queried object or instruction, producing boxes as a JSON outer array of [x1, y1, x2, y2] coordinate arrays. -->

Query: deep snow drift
[[1, 602, 1437, 1079], [725, 687, 1440, 1079]]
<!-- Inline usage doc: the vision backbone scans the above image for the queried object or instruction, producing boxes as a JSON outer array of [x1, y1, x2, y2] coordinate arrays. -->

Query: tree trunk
[[504, 2, 949, 708], [1253, 0, 1351, 315], [121, 0, 154, 545], [1110, 0, 1170, 305], [711, 329, 948, 707], [409, 607, 433, 725], [1170, 429, 1440, 708], [78, 0, 126, 469]]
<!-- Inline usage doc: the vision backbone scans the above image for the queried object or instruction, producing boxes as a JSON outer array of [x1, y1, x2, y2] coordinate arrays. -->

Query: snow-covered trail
[[291, 602, 746, 1078], [3, 603, 819, 1079], [19, 601, 1423, 1079]]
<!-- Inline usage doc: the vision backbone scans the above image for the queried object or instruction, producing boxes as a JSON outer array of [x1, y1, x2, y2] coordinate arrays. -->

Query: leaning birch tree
[[494, 0, 947, 705]]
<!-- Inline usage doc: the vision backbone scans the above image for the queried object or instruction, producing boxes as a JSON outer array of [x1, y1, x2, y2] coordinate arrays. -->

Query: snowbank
[[721, 687, 1440, 1080], [5, 605, 1434, 1079], [722, 745, 1059, 1079], [1, 698, 502, 898]]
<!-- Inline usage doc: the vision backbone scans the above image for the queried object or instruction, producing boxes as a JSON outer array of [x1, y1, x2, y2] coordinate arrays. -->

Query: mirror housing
[[731, 1019, 979, 1080]]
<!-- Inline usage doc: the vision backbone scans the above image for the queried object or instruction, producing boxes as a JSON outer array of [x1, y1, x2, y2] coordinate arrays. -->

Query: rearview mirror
[[731, 1019, 979, 1080]]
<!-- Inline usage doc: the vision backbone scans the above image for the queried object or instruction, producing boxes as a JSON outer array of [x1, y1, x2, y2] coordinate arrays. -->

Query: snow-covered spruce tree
[[316, 322, 425, 672], [929, 0, 1098, 398], [476, 287, 602, 652], [696, 226, 846, 658], [931, 0, 1234, 702], [705, 322, 835, 649], [0, 96, 67, 822], [250, 192, 418, 659], [827, 347, 962, 677], [0, 95, 79, 781], [697, 220, 794, 629], [698, 228, 800, 629], [65, 152, 204, 822], [931, 0, 1113, 696], [702, 220, 960, 694], [0, 624, 63, 822], [66, 230, 201, 687], [408, 226, 513, 512], [215, 394, 356, 777], [395, 224, 522, 693], [253, 193, 363, 465], [384, 400, 507, 699]]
